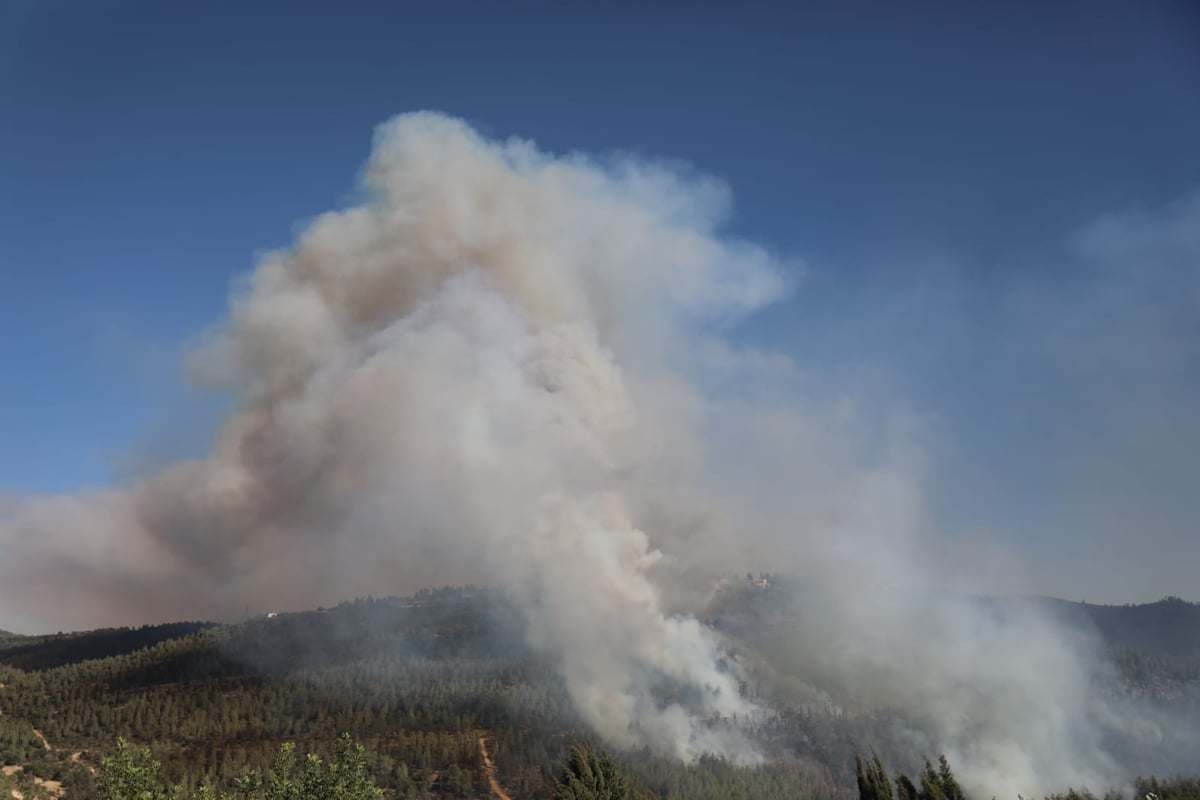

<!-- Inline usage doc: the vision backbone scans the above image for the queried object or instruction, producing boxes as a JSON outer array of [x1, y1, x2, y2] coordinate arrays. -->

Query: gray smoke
[[0, 113, 1191, 788]]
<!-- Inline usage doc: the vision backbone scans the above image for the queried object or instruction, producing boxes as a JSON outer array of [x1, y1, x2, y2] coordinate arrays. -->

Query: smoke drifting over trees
[[0, 114, 1193, 792]]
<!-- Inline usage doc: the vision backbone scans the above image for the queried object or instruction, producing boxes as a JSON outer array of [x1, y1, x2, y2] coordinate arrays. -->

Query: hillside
[[1031, 595, 1200, 657], [0, 622, 217, 671], [0, 630, 28, 650], [0, 589, 852, 800], [0, 587, 1195, 800]]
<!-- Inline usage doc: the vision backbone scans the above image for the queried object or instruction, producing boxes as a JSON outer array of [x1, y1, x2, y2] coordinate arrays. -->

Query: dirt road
[[478, 735, 513, 800]]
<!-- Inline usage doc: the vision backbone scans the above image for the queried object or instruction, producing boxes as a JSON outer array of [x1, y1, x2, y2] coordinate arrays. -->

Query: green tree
[[265, 742, 300, 800], [915, 755, 967, 800], [554, 744, 630, 800], [97, 738, 179, 800], [297, 734, 381, 800], [896, 774, 919, 800], [918, 759, 947, 800], [856, 754, 895, 800], [936, 755, 965, 800], [99, 736, 383, 800]]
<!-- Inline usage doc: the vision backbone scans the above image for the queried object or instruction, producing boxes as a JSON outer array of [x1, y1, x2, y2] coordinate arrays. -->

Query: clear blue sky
[[3, 1, 1198, 600]]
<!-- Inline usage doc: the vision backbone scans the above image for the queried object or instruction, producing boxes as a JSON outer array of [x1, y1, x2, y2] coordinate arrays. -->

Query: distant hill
[[1029, 595, 1200, 657], [0, 629, 27, 647], [0, 621, 217, 671]]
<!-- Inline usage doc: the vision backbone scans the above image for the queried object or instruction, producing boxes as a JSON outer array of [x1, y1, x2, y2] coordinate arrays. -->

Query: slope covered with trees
[[0, 586, 1195, 800]]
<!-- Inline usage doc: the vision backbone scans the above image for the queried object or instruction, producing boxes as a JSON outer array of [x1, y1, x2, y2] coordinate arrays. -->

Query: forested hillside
[[1034, 595, 1200, 657], [0, 586, 1196, 800], [0, 588, 850, 800]]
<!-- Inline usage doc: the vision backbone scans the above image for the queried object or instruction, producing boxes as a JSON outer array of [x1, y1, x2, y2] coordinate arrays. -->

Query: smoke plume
[[1, 113, 784, 759], [0, 113, 1192, 787]]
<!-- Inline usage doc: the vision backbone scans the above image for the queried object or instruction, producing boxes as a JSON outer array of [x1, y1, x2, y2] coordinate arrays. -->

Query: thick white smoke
[[0, 113, 781, 759], [0, 113, 1187, 787]]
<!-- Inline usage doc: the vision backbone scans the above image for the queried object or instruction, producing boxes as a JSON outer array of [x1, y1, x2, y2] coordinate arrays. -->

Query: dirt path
[[0, 691, 63, 797], [67, 754, 93, 777], [1, 766, 62, 799], [0, 692, 51, 753], [1, 697, 48, 754], [477, 735, 513, 800]]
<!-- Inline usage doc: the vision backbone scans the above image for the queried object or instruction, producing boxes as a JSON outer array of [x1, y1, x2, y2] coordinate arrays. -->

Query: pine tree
[[554, 744, 630, 800], [856, 754, 895, 800], [937, 755, 966, 800], [919, 759, 949, 800]]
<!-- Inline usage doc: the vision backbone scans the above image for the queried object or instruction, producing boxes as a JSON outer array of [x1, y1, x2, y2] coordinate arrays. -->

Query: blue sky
[[2, 1, 1198, 601]]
